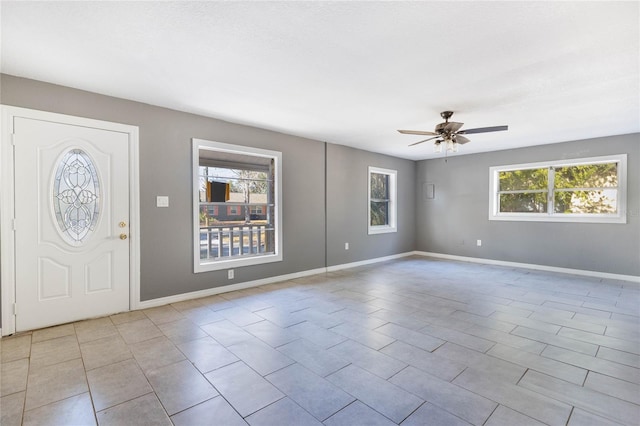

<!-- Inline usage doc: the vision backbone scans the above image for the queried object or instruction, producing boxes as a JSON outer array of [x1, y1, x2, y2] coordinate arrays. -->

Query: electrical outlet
[[228, 269, 234, 280], [477, 239, 482, 247], [345, 242, 349, 250]]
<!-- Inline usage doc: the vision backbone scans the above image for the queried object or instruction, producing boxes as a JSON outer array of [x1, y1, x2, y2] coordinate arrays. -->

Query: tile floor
[[1, 256, 639, 425]]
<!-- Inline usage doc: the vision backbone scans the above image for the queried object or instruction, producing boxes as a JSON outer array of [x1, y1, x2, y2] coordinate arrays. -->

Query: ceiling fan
[[398, 111, 508, 153]]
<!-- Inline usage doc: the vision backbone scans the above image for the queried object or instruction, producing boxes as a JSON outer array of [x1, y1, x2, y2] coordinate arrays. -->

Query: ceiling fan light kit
[[399, 111, 508, 155], [433, 139, 458, 153]]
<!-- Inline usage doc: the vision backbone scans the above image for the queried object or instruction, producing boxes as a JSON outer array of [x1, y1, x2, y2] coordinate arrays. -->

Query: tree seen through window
[[497, 162, 619, 215]]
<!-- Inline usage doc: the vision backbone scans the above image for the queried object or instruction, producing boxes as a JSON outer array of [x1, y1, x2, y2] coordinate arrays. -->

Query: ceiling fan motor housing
[[398, 110, 507, 149], [435, 111, 460, 135], [435, 121, 463, 134]]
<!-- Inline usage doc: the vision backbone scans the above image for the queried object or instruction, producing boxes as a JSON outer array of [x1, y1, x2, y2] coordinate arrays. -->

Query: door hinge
[[11, 132, 16, 146], [13, 303, 17, 315], [12, 218, 17, 231]]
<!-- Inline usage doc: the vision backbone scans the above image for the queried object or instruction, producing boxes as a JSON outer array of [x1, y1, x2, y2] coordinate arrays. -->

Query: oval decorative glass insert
[[53, 149, 101, 245]]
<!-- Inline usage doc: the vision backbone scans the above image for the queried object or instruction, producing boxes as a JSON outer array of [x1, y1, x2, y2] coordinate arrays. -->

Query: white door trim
[[1, 106, 141, 336]]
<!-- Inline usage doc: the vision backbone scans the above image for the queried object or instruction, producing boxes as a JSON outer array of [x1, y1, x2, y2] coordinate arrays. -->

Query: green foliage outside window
[[499, 168, 548, 191], [499, 168, 547, 212], [370, 173, 389, 226], [554, 163, 617, 213], [498, 163, 618, 214], [499, 193, 547, 213]]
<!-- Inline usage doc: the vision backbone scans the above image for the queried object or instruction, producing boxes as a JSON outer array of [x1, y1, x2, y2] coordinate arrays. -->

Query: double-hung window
[[193, 139, 282, 272], [368, 166, 397, 234], [489, 154, 627, 223]]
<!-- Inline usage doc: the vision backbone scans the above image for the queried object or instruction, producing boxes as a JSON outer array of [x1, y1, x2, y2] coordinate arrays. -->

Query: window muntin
[[193, 139, 282, 273], [490, 155, 627, 223], [368, 167, 397, 234]]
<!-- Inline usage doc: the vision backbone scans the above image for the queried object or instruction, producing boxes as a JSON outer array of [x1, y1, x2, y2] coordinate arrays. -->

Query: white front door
[[12, 115, 131, 332]]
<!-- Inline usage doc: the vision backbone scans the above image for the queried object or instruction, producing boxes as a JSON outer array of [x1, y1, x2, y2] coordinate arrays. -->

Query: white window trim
[[368, 166, 398, 234], [193, 139, 283, 273], [489, 154, 627, 223]]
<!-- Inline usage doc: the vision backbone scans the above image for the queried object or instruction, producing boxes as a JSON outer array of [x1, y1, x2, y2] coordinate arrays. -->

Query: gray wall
[[326, 143, 416, 266], [1, 74, 637, 331], [0, 74, 414, 308], [416, 133, 640, 276]]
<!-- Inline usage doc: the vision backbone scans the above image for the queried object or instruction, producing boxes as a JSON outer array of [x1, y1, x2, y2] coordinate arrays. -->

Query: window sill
[[489, 214, 627, 224], [368, 226, 398, 235], [195, 252, 282, 273]]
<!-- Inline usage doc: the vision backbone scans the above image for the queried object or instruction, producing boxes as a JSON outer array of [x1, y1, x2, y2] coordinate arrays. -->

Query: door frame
[[1, 106, 141, 336]]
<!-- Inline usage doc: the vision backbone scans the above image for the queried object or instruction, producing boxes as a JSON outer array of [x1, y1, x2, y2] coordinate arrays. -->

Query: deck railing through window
[[199, 224, 275, 260]]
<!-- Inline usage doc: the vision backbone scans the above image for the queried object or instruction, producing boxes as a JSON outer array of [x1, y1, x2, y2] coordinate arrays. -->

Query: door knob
[[120, 234, 128, 240], [119, 221, 127, 228]]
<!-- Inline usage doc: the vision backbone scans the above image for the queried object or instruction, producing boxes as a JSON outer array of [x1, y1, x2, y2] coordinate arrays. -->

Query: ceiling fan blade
[[398, 129, 439, 136], [409, 136, 440, 146], [458, 125, 508, 134], [444, 122, 464, 132], [455, 135, 471, 144]]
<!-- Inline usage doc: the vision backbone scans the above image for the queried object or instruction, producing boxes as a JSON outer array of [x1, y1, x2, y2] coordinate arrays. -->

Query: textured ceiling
[[2, 1, 638, 160]]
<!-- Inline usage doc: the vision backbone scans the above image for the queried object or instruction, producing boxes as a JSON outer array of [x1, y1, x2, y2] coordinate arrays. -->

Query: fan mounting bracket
[[440, 111, 454, 121]]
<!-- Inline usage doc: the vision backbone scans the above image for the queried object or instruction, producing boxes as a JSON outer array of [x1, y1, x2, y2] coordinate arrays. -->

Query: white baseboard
[[137, 250, 639, 311], [137, 267, 327, 310], [5, 251, 635, 335], [413, 251, 640, 283], [326, 252, 415, 272], [138, 252, 416, 310]]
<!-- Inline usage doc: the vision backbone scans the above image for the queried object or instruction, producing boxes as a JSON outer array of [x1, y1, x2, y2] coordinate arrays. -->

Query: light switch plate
[[156, 196, 169, 207], [423, 183, 435, 200]]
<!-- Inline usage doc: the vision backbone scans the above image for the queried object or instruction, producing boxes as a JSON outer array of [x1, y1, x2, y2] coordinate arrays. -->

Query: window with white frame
[[489, 154, 627, 223], [193, 139, 282, 273], [368, 166, 397, 234]]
